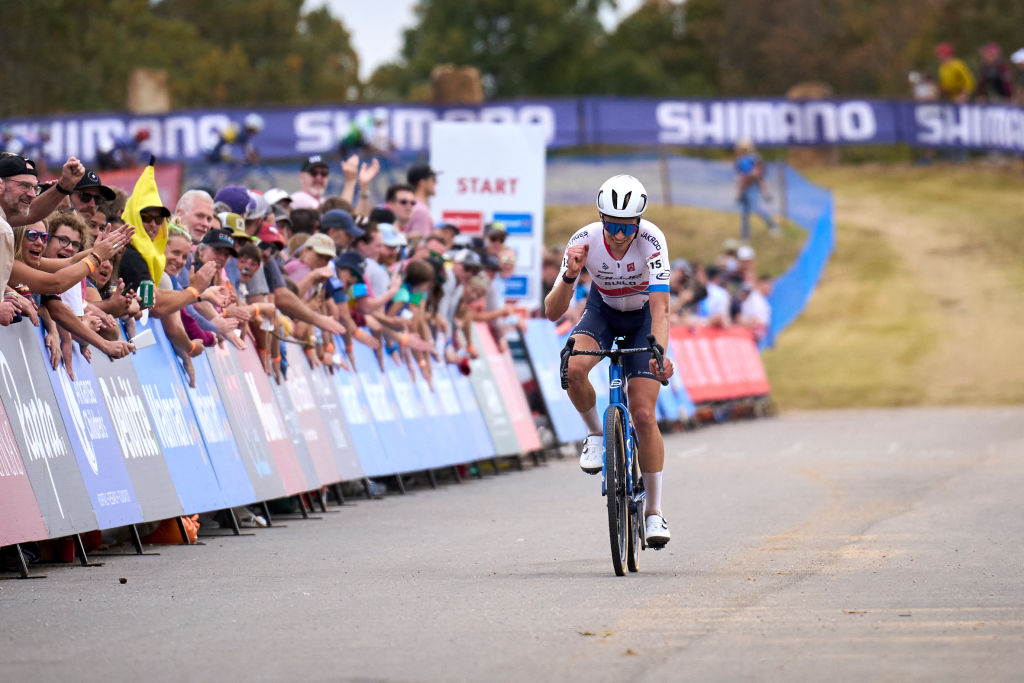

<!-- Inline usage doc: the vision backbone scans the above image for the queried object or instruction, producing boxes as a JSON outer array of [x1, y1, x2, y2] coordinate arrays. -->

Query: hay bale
[[431, 64, 484, 104], [126, 68, 170, 114]]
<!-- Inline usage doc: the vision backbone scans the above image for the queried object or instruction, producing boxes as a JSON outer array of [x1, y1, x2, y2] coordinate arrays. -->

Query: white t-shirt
[[60, 281, 85, 317], [740, 289, 771, 326], [559, 219, 670, 312], [699, 282, 731, 319]]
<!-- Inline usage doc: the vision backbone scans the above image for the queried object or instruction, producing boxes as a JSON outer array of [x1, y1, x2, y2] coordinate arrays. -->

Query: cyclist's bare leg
[[565, 333, 603, 434], [628, 377, 665, 515]]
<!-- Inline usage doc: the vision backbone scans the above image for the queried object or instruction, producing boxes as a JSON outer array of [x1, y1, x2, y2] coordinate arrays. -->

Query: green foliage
[[0, 0, 359, 116]]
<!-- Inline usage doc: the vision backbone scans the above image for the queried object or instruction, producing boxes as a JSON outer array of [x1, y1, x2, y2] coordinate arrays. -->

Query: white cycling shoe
[[645, 514, 671, 547], [579, 434, 604, 474]]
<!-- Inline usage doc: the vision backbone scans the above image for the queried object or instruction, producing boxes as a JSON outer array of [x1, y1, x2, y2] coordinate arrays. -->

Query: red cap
[[257, 222, 285, 246], [934, 42, 955, 57]]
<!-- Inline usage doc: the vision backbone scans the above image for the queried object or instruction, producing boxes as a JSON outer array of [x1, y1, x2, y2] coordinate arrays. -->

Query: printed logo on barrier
[[441, 210, 483, 234], [1, 344, 70, 465], [141, 383, 197, 450], [244, 372, 286, 442], [57, 368, 99, 474], [0, 404, 25, 478], [99, 376, 160, 459], [492, 212, 532, 235], [189, 385, 231, 444]]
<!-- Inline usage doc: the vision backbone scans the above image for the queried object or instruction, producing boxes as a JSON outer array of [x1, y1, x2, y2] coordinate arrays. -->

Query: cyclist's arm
[[545, 232, 587, 321], [649, 290, 670, 352]]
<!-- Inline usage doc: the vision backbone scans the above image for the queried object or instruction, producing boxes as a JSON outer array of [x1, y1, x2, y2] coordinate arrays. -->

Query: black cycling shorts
[[571, 286, 655, 381]]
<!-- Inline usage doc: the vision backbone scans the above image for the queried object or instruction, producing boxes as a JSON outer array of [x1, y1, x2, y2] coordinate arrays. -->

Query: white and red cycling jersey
[[559, 219, 671, 312]]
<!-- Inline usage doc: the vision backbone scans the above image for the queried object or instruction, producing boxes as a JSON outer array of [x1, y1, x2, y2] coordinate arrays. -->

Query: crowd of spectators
[[910, 41, 1024, 104], [541, 237, 773, 344]]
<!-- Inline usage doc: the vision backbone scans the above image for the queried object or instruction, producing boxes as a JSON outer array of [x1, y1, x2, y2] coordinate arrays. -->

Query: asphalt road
[[2, 407, 1022, 682]]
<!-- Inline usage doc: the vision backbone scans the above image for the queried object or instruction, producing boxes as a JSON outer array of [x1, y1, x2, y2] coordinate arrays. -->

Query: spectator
[[540, 248, 561, 305], [734, 139, 778, 241], [737, 274, 773, 342], [119, 166, 172, 294], [263, 187, 291, 214], [975, 42, 1014, 103], [291, 155, 330, 210], [385, 183, 416, 234], [173, 189, 216, 245], [377, 224, 406, 270], [908, 71, 939, 101], [284, 233, 337, 295], [484, 221, 507, 258], [96, 129, 149, 170], [71, 168, 117, 227], [289, 207, 319, 239], [1012, 49, 1024, 103], [935, 43, 975, 103], [320, 208, 364, 252], [668, 258, 706, 324], [405, 164, 438, 237], [695, 265, 731, 328], [436, 222, 459, 251], [735, 244, 756, 286], [718, 238, 740, 275]]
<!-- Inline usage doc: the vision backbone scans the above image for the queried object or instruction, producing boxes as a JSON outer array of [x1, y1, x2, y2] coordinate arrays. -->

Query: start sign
[[430, 122, 546, 308]]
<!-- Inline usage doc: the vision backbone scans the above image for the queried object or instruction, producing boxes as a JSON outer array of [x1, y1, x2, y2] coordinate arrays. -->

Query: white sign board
[[429, 122, 546, 309]]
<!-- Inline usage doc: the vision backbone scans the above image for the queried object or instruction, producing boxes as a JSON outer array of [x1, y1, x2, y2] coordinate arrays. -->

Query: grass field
[[546, 161, 1024, 409]]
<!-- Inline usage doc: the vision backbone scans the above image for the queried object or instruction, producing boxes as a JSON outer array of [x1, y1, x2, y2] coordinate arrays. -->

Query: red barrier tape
[[669, 326, 770, 403]]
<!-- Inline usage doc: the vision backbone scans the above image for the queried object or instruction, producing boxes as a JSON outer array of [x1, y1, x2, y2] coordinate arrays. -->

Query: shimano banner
[[4, 99, 1022, 164]]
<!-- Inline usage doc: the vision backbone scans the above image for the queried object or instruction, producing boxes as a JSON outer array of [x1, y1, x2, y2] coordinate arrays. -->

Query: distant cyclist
[[544, 174, 675, 547]]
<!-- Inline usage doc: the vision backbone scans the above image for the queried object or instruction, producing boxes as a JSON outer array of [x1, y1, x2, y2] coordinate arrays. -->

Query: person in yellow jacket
[[118, 157, 170, 294], [935, 43, 975, 103]]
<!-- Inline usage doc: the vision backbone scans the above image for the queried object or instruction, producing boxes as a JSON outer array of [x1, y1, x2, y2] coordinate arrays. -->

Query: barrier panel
[[90, 329, 184, 523], [447, 364, 497, 462], [425, 359, 476, 466], [271, 371, 328, 492], [304, 361, 364, 482], [474, 324, 542, 455], [0, 322, 99, 537], [37, 330, 143, 530], [382, 355, 437, 470], [669, 326, 769, 403], [329, 351, 394, 479], [130, 318, 225, 514], [521, 319, 588, 444], [162, 333, 256, 509], [205, 343, 286, 502], [351, 341, 421, 474], [467, 325, 528, 457], [235, 344, 311, 495], [0, 395, 49, 546]]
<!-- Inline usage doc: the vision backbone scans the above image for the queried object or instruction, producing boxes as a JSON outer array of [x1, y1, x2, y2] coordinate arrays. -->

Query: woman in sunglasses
[[10, 222, 133, 368], [543, 174, 676, 549]]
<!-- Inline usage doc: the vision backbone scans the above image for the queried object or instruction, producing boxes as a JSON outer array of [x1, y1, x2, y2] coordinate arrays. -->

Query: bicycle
[[560, 333, 668, 576]]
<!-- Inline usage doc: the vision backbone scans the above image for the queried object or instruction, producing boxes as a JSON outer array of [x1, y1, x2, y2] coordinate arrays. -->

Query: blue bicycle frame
[[602, 354, 639, 504]]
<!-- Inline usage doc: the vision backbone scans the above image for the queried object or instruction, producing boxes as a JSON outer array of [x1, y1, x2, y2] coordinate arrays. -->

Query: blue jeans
[[739, 186, 776, 241]]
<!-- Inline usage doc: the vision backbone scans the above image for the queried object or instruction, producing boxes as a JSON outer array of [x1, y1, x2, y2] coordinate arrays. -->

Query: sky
[[309, 0, 645, 80]]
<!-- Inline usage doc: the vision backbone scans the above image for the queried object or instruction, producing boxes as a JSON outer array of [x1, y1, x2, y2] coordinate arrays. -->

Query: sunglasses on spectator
[[488, 234, 506, 242], [24, 230, 50, 244], [308, 169, 329, 178], [500, 256, 516, 264], [139, 212, 165, 224], [76, 191, 102, 205], [53, 235, 82, 251], [602, 220, 639, 237], [394, 199, 414, 206]]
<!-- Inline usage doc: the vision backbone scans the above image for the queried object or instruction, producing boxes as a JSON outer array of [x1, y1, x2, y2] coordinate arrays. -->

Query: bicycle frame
[[602, 352, 639, 504]]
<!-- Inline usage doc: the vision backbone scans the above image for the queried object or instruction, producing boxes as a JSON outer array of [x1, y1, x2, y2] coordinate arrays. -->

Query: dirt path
[[767, 162, 1024, 408]]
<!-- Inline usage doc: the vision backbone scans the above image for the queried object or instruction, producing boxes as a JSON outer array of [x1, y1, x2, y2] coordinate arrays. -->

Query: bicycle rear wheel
[[605, 407, 629, 577]]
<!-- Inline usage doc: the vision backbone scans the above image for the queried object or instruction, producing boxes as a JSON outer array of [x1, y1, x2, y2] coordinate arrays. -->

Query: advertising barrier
[[520, 319, 587, 444], [1, 311, 772, 550], [5, 98, 1022, 165], [0, 322, 98, 537], [38, 331, 143, 530]]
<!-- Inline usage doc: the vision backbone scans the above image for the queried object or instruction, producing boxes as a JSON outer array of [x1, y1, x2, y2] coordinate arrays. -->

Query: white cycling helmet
[[596, 174, 648, 218]]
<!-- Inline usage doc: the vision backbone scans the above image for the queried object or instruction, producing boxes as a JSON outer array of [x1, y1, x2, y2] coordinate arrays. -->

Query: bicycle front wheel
[[605, 407, 629, 577]]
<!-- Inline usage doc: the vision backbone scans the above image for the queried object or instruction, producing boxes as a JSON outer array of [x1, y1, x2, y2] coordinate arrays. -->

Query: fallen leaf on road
[[624, 649, 639, 656], [578, 631, 595, 637], [843, 610, 866, 614]]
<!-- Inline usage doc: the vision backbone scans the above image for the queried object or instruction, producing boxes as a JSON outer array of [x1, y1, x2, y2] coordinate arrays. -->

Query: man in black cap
[[290, 155, 331, 210], [0, 153, 86, 226], [71, 168, 116, 225], [405, 163, 438, 237]]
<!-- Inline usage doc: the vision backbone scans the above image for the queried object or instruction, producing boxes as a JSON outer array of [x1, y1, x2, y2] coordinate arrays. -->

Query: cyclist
[[544, 174, 675, 547]]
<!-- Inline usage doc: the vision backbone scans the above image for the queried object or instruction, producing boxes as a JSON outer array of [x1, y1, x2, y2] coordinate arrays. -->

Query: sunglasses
[[24, 229, 50, 244], [395, 199, 414, 206], [53, 235, 82, 251], [308, 169, 329, 178], [488, 234, 506, 242], [602, 220, 639, 237], [140, 213, 165, 224], [76, 191, 101, 205]]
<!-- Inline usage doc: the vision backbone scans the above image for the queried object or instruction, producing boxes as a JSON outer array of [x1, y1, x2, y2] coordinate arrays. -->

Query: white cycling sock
[[642, 471, 663, 517], [581, 406, 602, 435]]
